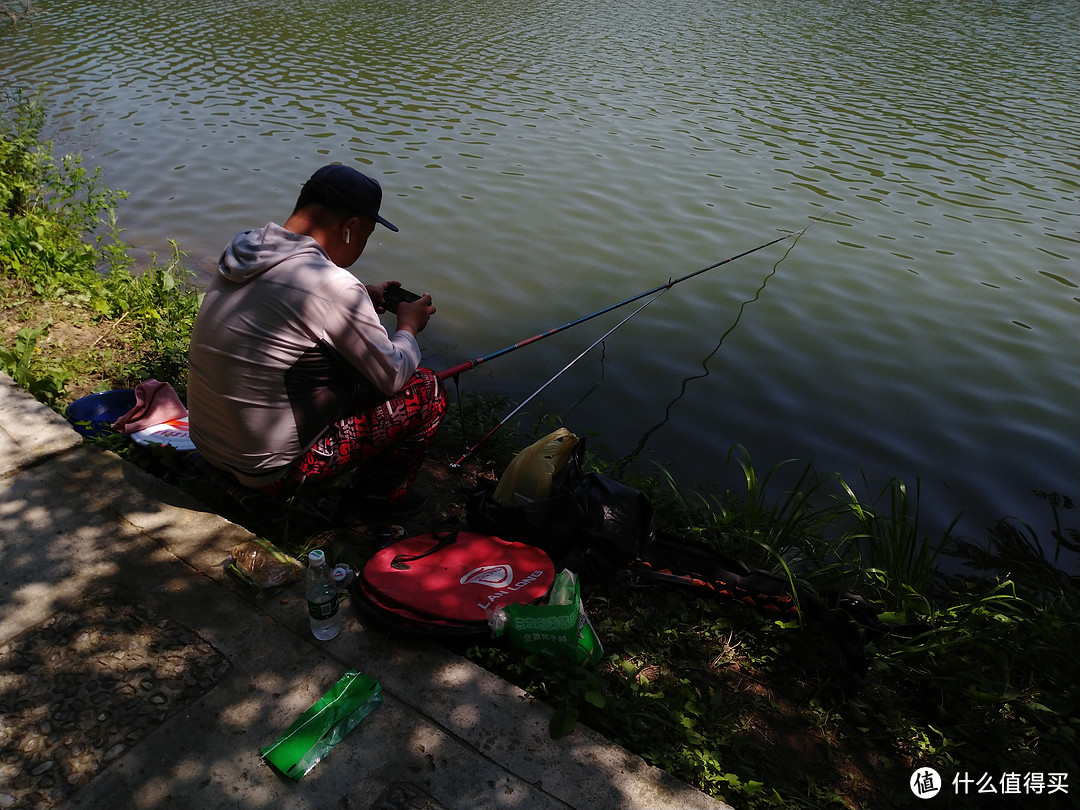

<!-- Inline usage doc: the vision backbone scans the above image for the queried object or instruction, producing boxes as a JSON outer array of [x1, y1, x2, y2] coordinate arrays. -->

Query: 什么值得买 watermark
[[910, 768, 1069, 799]]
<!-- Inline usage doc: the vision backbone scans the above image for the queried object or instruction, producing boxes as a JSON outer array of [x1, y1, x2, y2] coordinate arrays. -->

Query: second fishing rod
[[435, 229, 803, 382], [437, 228, 808, 466]]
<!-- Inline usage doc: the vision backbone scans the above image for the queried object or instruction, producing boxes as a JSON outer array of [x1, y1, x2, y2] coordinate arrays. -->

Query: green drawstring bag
[[260, 670, 382, 780]]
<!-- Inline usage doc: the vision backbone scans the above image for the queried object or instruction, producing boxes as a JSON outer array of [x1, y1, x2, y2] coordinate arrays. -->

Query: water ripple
[[5, 0, 1077, 540]]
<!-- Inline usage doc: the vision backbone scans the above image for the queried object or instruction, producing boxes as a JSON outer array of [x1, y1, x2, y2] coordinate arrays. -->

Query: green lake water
[[4, 0, 1078, 549]]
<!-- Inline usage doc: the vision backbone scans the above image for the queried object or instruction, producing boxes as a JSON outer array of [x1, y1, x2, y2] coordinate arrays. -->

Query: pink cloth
[[112, 380, 188, 434]]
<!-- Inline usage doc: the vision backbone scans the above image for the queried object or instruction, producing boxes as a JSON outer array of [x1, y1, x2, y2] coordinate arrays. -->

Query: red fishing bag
[[350, 531, 556, 636]]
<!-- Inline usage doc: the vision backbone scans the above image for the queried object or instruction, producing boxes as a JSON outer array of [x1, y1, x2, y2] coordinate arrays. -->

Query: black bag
[[466, 441, 653, 582]]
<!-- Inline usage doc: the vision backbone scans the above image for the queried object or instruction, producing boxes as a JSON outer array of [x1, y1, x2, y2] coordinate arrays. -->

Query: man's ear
[[341, 215, 360, 245]]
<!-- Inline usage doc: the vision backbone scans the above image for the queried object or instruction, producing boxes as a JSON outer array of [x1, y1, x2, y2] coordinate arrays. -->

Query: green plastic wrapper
[[490, 569, 603, 666], [260, 670, 382, 780]]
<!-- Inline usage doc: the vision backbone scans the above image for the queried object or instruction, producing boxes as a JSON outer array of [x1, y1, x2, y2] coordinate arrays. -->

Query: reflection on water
[[4, 0, 1078, 547]]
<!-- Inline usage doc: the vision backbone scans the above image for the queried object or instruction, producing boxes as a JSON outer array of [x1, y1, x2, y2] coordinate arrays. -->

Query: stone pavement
[[0, 373, 731, 810]]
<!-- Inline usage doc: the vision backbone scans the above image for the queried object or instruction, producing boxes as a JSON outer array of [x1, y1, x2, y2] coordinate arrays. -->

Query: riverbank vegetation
[[3, 93, 1078, 810]]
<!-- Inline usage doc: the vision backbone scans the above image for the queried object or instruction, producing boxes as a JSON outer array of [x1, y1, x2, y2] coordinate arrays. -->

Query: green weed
[[0, 323, 70, 405], [2, 93, 198, 400]]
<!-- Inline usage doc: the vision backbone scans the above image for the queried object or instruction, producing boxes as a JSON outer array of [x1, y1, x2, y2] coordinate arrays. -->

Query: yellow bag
[[493, 428, 579, 505]]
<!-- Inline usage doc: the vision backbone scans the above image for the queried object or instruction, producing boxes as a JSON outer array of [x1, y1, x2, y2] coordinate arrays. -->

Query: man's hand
[[365, 281, 402, 314], [395, 294, 435, 335]]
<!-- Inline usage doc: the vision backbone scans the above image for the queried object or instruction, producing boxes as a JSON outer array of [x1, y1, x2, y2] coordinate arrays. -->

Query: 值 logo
[[911, 767, 942, 799]]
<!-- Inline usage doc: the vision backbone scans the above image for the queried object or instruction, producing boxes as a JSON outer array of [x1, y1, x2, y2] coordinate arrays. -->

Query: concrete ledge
[[0, 373, 731, 810], [0, 372, 83, 478]]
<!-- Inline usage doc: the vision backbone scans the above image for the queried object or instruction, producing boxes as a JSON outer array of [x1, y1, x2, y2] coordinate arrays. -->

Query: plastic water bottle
[[306, 550, 341, 640]]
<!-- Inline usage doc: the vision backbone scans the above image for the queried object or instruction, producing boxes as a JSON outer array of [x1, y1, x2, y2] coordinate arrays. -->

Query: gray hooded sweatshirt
[[187, 222, 421, 487]]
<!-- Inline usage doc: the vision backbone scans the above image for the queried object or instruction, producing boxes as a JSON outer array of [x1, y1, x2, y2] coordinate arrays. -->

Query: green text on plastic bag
[[260, 670, 381, 780], [492, 570, 603, 666]]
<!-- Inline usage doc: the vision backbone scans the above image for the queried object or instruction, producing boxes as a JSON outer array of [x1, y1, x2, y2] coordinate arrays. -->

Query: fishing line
[[441, 212, 833, 467], [559, 215, 833, 439], [449, 289, 668, 469], [625, 209, 836, 462], [436, 230, 802, 382], [562, 339, 608, 417]]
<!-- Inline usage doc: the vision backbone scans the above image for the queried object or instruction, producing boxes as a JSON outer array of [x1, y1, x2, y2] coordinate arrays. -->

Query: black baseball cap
[[299, 164, 399, 232]]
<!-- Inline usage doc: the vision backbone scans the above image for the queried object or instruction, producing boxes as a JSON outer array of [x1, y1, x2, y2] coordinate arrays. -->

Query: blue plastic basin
[[66, 389, 136, 438]]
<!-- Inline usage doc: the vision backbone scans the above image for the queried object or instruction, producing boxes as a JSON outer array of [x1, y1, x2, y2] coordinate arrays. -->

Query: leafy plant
[[840, 475, 957, 610], [2, 92, 198, 401], [0, 324, 70, 405], [1, 98, 128, 296], [102, 241, 200, 395], [1, 89, 46, 216]]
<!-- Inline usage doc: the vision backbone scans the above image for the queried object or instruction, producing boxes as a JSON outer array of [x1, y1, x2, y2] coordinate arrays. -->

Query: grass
[[3, 90, 1079, 809]]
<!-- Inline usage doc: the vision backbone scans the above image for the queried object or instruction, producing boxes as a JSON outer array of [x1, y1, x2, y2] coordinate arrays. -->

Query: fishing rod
[[449, 289, 669, 469], [435, 229, 802, 381]]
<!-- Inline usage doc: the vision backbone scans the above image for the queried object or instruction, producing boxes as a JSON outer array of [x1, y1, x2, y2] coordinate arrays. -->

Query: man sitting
[[187, 164, 446, 523]]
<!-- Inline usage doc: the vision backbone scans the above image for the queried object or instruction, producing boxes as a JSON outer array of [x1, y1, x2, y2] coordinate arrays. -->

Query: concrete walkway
[[0, 373, 730, 810]]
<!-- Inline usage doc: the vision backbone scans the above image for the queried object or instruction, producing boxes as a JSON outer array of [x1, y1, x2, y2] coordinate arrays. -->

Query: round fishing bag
[[350, 531, 556, 635]]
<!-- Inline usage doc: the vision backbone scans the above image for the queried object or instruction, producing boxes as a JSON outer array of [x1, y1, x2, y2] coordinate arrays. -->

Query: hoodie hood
[[218, 222, 328, 283]]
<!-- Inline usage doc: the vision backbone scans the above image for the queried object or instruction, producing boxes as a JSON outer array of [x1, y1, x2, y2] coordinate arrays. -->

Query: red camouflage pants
[[260, 368, 447, 503]]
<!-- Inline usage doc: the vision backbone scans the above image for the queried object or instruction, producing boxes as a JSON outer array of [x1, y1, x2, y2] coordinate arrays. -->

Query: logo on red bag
[[466, 568, 548, 611], [460, 565, 514, 588]]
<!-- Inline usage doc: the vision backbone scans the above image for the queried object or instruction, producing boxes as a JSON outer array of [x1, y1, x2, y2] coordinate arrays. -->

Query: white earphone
[[345, 228, 351, 245]]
